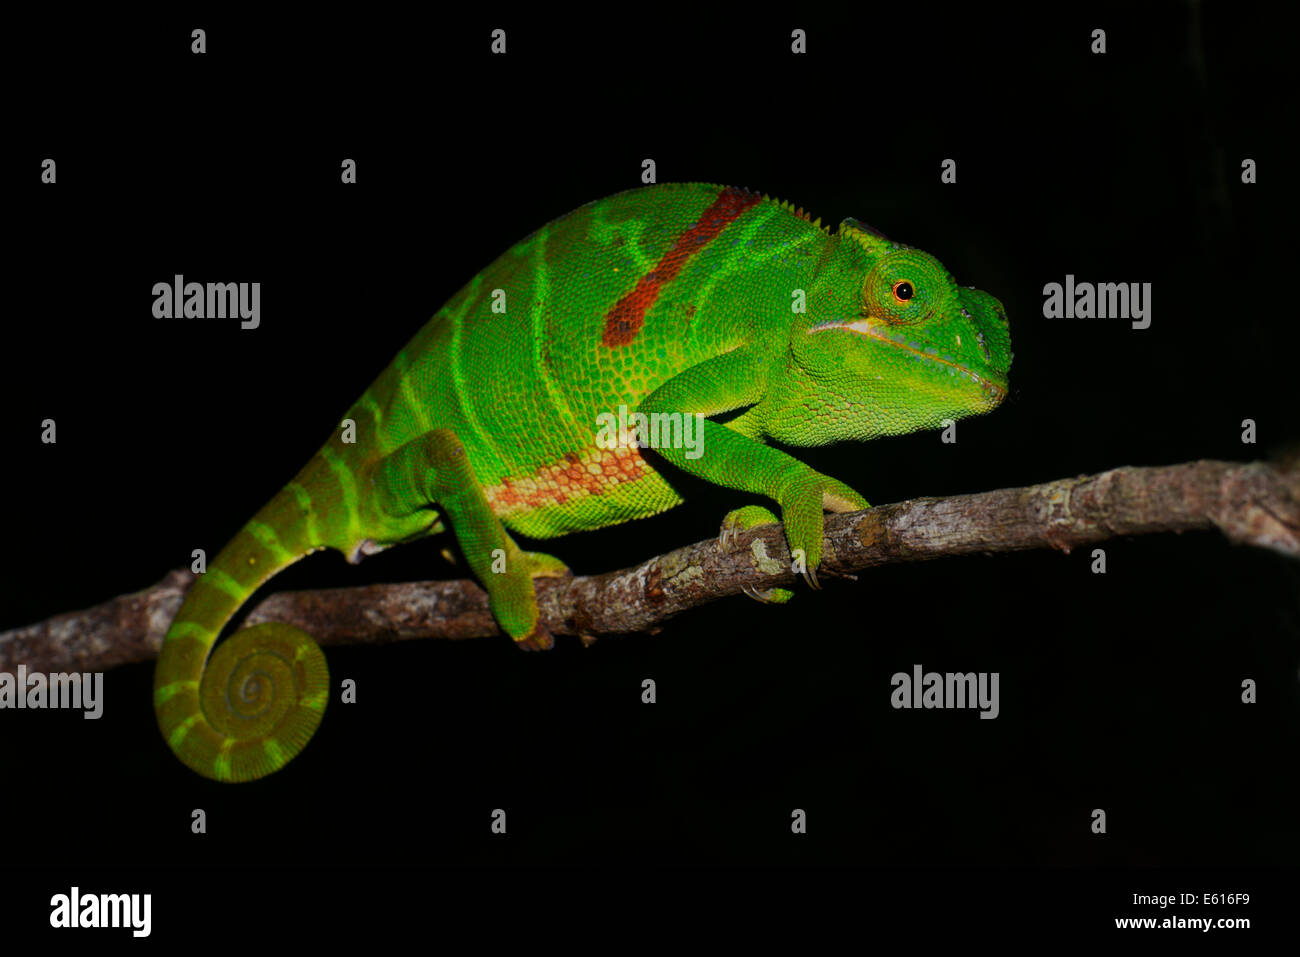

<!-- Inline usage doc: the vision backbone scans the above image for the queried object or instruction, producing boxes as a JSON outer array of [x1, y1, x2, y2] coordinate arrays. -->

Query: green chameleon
[[154, 182, 1011, 782]]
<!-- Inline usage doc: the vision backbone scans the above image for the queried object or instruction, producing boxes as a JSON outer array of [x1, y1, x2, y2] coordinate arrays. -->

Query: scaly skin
[[153, 182, 1012, 781]]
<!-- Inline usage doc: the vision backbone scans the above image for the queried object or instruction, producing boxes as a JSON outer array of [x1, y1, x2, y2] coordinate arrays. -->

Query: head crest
[[839, 217, 902, 257]]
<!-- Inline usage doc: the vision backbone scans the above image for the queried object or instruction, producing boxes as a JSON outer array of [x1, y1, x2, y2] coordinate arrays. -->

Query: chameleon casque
[[153, 182, 1012, 782]]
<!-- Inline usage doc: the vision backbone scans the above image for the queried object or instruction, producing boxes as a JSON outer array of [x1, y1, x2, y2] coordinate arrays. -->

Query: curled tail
[[154, 484, 330, 782]]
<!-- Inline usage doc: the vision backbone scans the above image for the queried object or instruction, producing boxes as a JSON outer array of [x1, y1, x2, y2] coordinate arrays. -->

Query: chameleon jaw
[[810, 317, 1008, 401]]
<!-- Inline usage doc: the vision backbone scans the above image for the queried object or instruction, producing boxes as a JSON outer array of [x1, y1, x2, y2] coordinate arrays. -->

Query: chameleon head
[[770, 218, 1011, 444]]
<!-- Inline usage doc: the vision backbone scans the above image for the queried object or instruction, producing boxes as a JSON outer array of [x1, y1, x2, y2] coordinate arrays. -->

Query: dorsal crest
[[756, 191, 826, 232]]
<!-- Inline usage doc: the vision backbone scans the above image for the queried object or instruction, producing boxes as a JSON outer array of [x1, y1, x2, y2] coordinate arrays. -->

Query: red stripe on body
[[485, 446, 650, 514], [601, 186, 761, 347]]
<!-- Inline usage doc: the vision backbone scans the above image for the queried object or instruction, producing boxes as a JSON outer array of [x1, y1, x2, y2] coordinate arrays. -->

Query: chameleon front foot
[[776, 473, 870, 591], [719, 504, 781, 550], [720, 505, 794, 603]]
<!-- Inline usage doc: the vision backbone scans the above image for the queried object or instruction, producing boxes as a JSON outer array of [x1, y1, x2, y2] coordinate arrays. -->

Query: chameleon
[[153, 182, 1012, 782]]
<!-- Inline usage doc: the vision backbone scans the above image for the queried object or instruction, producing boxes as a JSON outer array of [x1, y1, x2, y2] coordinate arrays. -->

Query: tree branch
[[4, 459, 1297, 675]]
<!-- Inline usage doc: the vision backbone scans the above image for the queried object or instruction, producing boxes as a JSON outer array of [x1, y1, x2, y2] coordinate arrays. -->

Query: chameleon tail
[[153, 485, 329, 782]]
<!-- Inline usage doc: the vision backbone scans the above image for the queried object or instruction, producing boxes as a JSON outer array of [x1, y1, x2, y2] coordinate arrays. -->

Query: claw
[[719, 506, 780, 554], [741, 583, 795, 604], [802, 564, 821, 590], [718, 521, 737, 552]]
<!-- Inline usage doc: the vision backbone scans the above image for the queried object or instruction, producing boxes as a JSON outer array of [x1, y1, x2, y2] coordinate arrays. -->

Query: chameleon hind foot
[[508, 553, 569, 650], [373, 428, 559, 653], [513, 624, 555, 652]]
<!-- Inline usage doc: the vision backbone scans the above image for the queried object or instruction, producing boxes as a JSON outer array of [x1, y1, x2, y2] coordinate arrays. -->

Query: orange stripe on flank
[[484, 446, 651, 515]]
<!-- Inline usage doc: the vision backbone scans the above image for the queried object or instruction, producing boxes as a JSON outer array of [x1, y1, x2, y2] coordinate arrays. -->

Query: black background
[[4, 3, 1297, 938]]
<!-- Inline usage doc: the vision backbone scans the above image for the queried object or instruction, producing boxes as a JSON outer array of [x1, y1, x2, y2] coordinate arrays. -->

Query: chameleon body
[[153, 182, 1011, 782]]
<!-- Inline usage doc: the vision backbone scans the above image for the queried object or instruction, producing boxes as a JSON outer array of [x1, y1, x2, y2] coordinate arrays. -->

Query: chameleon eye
[[892, 280, 914, 303]]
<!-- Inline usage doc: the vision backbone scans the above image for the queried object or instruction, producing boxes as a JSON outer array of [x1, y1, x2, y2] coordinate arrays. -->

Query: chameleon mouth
[[813, 318, 1008, 401]]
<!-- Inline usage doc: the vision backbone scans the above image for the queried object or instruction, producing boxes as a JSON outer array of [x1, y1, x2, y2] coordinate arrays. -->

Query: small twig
[[3, 459, 1296, 675]]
